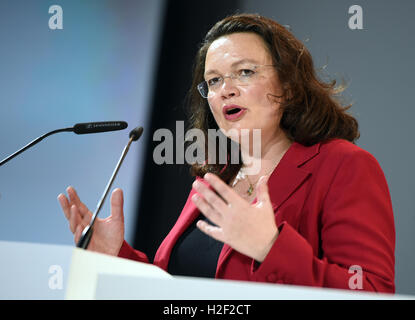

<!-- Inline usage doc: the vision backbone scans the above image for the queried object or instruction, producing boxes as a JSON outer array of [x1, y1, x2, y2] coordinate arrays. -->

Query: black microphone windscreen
[[129, 127, 144, 141], [73, 121, 128, 134]]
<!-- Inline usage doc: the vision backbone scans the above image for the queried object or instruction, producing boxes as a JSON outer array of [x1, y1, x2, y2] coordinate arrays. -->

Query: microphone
[[73, 121, 127, 134], [76, 126, 144, 250], [0, 121, 128, 167], [129, 126, 144, 141]]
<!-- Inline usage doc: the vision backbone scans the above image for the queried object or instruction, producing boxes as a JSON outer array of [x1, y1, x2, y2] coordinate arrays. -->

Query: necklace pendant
[[247, 184, 254, 196]]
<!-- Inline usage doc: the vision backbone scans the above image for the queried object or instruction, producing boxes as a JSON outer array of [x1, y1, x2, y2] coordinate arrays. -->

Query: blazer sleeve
[[251, 149, 396, 293], [117, 240, 150, 264]]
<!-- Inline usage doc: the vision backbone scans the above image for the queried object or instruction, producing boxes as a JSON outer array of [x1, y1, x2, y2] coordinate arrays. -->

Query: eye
[[239, 69, 255, 77], [207, 77, 221, 87]]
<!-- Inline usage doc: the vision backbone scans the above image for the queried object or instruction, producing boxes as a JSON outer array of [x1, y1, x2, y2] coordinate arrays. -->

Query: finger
[[203, 173, 240, 204], [256, 175, 272, 205], [82, 208, 92, 226], [69, 204, 83, 234], [69, 205, 77, 233], [67, 186, 90, 218], [58, 193, 71, 220], [74, 225, 83, 244], [196, 220, 225, 243], [192, 194, 222, 226], [110, 188, 124, 222], [192, 180, 229, 214]]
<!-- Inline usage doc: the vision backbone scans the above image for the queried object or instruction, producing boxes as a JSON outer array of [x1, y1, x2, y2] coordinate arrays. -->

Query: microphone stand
[[77, 128, 142, 249]]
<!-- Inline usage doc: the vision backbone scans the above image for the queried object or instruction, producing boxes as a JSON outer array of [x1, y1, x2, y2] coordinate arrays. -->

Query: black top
[[168, 215, 224, 278]]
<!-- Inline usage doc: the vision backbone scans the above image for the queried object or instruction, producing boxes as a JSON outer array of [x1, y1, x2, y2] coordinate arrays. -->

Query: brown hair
[[186, 13, 360, 183]]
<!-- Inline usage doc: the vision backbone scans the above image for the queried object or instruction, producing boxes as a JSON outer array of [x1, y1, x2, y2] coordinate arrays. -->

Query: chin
[[219, 125, 259, 143]]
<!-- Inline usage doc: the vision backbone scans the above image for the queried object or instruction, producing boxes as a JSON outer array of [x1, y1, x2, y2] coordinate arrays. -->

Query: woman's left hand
[[191, 173, 279, 263]]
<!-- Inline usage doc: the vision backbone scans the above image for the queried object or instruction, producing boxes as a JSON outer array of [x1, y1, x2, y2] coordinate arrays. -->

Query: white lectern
[[0, 241, 410, 300]]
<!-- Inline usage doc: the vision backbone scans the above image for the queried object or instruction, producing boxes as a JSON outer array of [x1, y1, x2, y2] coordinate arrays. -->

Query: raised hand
[[57, 186, 125, 256], [191, 173, 279, 262]]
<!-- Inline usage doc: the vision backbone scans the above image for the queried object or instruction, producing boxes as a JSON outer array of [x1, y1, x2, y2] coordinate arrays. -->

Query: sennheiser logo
[[92, 122, 120, 128]]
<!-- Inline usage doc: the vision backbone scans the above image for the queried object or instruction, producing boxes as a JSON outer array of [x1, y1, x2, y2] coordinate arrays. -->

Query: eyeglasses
[[197, 64, 275, 99]]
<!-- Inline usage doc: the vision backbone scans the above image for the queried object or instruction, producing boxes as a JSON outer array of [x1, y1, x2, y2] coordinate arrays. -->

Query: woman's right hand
[[57, 186, 125, 256]]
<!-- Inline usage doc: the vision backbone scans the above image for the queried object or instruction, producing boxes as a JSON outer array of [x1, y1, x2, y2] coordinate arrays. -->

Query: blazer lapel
[[268, 141, 321, 210]]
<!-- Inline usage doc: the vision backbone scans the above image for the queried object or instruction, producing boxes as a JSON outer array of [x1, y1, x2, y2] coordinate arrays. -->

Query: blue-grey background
[[0, 0, 165, 245], [0, 0, 413, 295]]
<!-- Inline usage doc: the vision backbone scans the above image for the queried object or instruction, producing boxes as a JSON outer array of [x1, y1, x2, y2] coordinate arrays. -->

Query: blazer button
[[267, 273, 278, 282]]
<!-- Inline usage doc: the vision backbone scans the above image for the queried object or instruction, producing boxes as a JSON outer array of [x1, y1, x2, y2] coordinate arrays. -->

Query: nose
[[220, 77, 240, 99]]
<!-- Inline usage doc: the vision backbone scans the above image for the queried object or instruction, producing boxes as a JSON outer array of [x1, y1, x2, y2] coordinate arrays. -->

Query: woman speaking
[[58, 14, 395, 293]]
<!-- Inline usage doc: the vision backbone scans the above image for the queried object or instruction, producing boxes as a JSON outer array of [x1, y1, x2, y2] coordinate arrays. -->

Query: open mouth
[[222, 105, 247, 121], [225, 107, 242, 115]]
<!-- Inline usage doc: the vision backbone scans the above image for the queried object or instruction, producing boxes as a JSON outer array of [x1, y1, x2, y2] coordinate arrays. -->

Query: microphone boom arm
[[0, 121, 127, 167], [0, 127, 73, 167]]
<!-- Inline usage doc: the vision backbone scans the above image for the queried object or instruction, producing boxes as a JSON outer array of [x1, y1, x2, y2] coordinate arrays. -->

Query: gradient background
[[0, 0, 414, 295], [0, 0, 164, 245]]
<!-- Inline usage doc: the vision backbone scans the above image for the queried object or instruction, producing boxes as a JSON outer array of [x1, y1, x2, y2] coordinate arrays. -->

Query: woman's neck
[[240, 130, 292, 177]]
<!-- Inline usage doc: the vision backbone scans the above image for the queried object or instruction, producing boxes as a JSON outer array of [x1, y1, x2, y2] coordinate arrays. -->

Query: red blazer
[[118, 138, 395, 293]]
